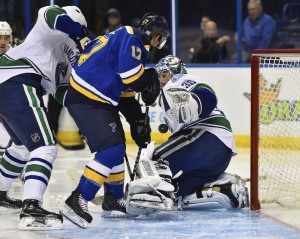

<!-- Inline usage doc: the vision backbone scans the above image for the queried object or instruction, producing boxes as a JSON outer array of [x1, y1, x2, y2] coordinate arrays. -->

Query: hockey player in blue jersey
[[0, 5, 90, 230], [59, 13, 169, 228], [126, 55, 249, 215]]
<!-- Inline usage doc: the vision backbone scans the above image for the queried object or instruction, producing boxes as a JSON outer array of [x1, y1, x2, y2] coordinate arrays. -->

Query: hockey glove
[[76, 26, 96, 52], [130, 113, 151, 148], [141, 69, 161, 106]]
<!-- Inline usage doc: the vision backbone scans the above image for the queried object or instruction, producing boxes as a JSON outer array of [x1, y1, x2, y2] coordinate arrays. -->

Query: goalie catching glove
[[161, 86, 200, 127]]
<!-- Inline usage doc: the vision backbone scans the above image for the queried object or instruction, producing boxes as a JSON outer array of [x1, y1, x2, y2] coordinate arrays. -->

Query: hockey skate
[[59, 188, 92, 228], [101, 194, 136, 218], [0, 191, 22, 214], [18, 199, 63, 230]]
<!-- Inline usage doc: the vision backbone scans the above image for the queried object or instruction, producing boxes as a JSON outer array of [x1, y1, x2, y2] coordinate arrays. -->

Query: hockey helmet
[[138, 13, 169, 49], [0, 21, 12, 47], [156, 55, 187, 76], [62, 6, 87, 27], [0, 21, 12, 36]]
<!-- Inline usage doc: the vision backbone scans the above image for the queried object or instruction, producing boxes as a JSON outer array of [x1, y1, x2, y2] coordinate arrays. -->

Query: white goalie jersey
[[0, 6, 78, 94], [160, 73, 236, 155]]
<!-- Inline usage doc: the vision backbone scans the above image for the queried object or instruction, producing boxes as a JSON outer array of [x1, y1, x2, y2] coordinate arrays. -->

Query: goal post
[[251, 49, 300, 210]]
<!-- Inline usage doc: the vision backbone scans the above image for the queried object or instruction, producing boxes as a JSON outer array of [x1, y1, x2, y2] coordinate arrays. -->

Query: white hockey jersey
[[160, 74, 236, 154], [0, 6, 78, 94]]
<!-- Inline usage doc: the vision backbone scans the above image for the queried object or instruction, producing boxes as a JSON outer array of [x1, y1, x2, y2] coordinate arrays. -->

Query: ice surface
[[0, 146, 300, 239]]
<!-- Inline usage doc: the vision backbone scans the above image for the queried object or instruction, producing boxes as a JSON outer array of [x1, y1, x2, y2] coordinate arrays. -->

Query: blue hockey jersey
[[69, 26, 150, 106]]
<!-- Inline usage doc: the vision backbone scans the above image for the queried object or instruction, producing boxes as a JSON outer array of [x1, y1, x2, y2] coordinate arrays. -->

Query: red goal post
[[251, 49, 300, 210]]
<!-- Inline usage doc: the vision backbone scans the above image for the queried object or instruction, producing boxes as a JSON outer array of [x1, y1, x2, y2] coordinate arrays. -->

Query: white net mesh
[[258, 55, 300, 207]]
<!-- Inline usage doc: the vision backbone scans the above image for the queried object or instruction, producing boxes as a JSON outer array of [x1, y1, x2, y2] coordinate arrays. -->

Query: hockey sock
[[23, 146, 56, 201], [0, 146, 29, 191], [104, 158, 125, 199], [78, 143, 125, 201]]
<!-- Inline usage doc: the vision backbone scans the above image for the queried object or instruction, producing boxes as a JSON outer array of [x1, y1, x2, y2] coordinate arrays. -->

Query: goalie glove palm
[[163, 88, 200, 124]]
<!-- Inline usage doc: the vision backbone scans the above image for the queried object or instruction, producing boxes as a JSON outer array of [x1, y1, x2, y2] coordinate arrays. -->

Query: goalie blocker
[[126, 143, 249, 215]]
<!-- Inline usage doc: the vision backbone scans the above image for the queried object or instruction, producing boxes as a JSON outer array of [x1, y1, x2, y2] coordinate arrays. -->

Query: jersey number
[[131, 46, 142, 60], [181, 80, 196, 89], [78, 36, 108, 66]]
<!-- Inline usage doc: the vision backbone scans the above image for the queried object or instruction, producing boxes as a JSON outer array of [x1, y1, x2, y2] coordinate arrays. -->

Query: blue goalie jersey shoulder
[[70, 26, 150, 106]]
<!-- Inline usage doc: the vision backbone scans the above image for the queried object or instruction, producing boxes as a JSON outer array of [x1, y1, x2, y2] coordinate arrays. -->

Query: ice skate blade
[[18, 216, 62, 230], [101, 210, 137, 218], [59, 205, 90, 229]]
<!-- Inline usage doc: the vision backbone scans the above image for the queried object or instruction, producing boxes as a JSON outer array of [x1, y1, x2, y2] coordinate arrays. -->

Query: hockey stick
[[130, 106, 149, 181], [124, 152, 134, 181]]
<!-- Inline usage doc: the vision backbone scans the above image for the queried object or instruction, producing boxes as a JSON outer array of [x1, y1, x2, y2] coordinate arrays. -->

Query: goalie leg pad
[[127, 176, 161, 194], [181, 183, 249, 209], [182, 190, 233, 209], [137, 159, 175, 192], [126, 190, 174, 215]]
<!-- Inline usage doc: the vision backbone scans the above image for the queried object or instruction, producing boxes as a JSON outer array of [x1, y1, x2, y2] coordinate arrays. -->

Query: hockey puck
[[158, 124, 168, 133]]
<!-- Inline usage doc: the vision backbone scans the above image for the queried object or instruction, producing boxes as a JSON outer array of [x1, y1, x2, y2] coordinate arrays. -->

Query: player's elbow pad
[[55, 15, 82, 40]]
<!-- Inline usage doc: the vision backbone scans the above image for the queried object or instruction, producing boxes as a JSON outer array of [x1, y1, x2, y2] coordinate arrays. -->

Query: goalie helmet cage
[[251, 49, 300, 210]]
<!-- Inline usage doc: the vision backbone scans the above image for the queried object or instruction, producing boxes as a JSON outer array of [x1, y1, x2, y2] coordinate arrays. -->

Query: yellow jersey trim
[[122, 65, 145, 84], [70, 76, 109, 104]]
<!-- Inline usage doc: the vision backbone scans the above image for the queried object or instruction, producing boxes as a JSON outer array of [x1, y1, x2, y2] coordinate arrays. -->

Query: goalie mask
[[155, 55, 187, 87], [139, 13, 169, 49], [62, 6, 87, 27]]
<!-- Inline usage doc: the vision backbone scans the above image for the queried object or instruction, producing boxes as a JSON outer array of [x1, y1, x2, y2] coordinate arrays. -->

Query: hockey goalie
[[126, 55, 249, 215]]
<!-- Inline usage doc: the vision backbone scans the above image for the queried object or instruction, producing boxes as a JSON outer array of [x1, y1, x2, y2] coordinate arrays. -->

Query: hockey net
[[251, 49, 300, 210]]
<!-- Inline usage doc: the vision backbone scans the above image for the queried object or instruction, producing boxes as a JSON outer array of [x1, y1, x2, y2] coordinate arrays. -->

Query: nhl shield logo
[[31, 133, 40, 142], [109, 123, 117, 132]]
